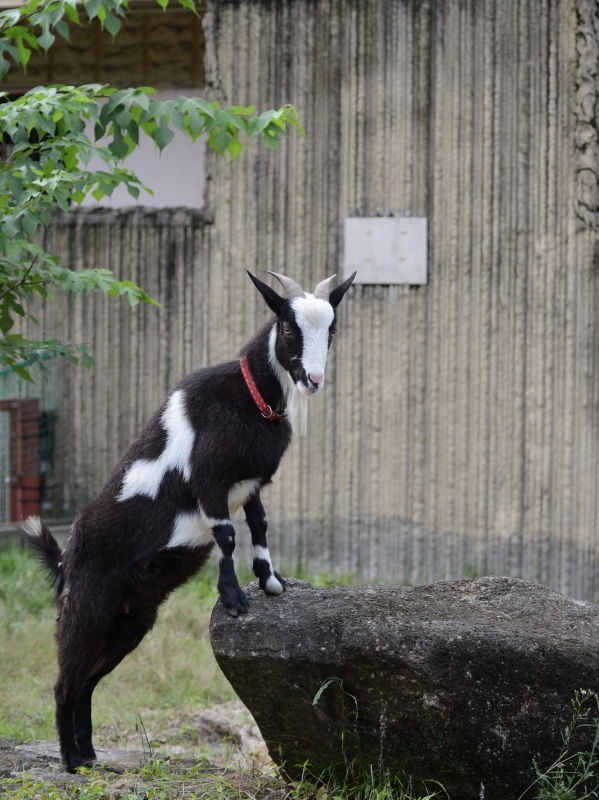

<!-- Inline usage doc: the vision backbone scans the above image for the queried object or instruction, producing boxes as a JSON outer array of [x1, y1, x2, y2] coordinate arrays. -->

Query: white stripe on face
[[290, 295, 334, 393], [118, 390, 194, 502]]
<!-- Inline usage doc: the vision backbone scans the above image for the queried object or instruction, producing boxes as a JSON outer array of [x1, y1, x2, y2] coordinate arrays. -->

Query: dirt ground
[[0, 699, 272, 785]]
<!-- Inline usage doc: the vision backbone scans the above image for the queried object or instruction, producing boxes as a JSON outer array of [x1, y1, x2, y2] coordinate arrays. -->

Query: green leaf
[[103, 11, 121, 36], [176, 0, 198, 12], [251, 109, 277, 135], [10, 363, 33, 382], [85, 0, 101, 21], [156, 0, 169, 8], [262, 130, 280, 151], [0, 53, 10, 81], [4, 26, 35, 70], [194, 97, 216, 120], [227, 134, 243, 161], [38, 22, 55, 51], [64, 3, 80, 25], [231, 105, 255, 116], [7, 174, 23, 200], [22, 211, 38, 236], [94, 120, 106, 140], [313, 677, 343, 706], [212, 125, 231, 154], [153, 118, 174, 151], [108, 126, 128, 159], [54, 20, 70, 41], [2, 217, 19, 238], [185, 107, 204, 139], [126, 184, 139, 200]]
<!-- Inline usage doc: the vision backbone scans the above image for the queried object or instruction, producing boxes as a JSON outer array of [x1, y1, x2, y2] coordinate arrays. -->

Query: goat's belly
[[228, 479, 261, 515]]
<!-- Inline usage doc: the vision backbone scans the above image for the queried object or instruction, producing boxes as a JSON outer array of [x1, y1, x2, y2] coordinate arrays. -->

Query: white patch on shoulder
[[22, 516, 42, 537], [290, 294, 334, 387], [228, 479, 261, 515], [118, 390, 195, 502], [166, 513, 213, 549]]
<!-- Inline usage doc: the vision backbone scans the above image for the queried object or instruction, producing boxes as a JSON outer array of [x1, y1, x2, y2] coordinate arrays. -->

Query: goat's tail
[[21, 516, 63, 587]]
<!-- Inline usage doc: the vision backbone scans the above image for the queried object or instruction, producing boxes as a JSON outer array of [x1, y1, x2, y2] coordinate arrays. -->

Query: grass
[[0, 546, 239, 745], [1, 759, 441, 799], [4, 546, 599, 799]]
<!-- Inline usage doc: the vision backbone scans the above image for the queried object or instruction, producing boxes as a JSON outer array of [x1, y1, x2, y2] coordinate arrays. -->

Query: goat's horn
[[314, 274, 337, 301], [268, 271, 305, 300]]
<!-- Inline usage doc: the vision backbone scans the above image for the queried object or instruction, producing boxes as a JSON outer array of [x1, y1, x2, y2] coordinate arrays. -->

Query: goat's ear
[[329, 271, 357, 308], [247, 271, 287, 316]]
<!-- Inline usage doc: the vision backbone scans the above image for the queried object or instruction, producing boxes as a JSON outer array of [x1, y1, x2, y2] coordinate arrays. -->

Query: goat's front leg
[[202, 502, 248, 616], [244, 493, 285, 596]]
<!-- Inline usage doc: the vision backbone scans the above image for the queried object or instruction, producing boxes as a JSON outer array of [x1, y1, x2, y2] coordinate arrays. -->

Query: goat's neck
[[239, 321, 288, 413]]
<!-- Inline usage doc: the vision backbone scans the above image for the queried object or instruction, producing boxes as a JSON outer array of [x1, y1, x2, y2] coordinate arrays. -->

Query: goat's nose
[[309, 372, 324, 388]]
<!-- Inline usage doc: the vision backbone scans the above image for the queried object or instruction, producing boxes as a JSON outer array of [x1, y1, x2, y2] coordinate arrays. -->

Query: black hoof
[[221, 585, 249, 616], [76, 744, 97, 760], [65, 753, 92, 773]]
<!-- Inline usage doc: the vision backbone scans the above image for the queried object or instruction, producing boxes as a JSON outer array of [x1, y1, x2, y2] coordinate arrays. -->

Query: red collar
[[239, 356, 288, 422]]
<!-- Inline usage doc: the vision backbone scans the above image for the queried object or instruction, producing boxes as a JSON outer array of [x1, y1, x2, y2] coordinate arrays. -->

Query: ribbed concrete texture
[[26, 0, 599, 600]]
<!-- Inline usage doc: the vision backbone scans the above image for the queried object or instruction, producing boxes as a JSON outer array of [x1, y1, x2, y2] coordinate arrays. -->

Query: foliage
[[289, 763, 443, 800], [524, 690, 599, 800], [2, 761, 443, 800], [0, 543, 54, 618], [2, 763, 286, 800], [0, 0, 304, 380], [306, 678, 443, 800]]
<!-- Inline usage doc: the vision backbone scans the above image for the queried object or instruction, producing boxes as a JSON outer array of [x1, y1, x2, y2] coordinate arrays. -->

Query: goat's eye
[[283, 324, 294, 336], [330, 328, 337, 336]]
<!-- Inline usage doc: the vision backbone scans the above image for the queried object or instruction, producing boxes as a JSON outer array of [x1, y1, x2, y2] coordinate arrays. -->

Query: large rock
[[209, 577, 599, 800]]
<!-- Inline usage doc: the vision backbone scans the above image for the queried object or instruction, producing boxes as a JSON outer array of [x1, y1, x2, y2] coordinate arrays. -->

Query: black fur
[[22, 271, 354, 773]]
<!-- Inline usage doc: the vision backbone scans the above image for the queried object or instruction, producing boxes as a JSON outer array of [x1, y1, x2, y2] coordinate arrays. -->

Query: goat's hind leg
[[54, 624, 104, 773], [72, 610, 156, 763], [244, 493, 285, 595]]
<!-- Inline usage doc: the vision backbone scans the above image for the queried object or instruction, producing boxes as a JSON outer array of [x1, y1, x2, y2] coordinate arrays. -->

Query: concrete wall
[[27, 0, 599, 600]]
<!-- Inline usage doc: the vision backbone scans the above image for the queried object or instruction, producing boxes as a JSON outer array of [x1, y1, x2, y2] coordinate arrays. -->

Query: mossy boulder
[[209, 577, 599, 799]]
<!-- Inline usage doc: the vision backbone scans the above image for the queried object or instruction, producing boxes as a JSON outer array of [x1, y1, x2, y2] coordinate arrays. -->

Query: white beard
[[287, 385, 308, 435], [268, 324, 309, 435]]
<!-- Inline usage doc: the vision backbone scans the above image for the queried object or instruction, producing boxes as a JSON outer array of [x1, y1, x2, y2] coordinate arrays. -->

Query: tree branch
[[0, 255, 39, 303]]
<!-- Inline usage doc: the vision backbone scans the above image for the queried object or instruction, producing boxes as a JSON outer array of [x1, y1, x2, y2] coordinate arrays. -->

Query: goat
[[22, 269, 356, 773]]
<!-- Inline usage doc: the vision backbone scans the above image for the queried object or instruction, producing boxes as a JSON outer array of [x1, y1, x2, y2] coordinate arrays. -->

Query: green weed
[[521, 690, 599, 800], [288, 761, 443, 800], [302, 678, 443, 800]]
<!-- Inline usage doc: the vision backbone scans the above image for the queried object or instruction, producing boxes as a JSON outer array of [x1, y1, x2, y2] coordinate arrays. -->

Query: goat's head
[[248, 270, 356, 395]]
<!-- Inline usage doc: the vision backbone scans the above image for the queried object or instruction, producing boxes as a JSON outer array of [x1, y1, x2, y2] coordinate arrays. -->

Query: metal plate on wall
[[343, 217, 428, 284]]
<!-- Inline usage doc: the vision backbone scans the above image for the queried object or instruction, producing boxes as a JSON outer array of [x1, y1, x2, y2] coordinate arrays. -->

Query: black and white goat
[[22, 269, 355, 773]]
